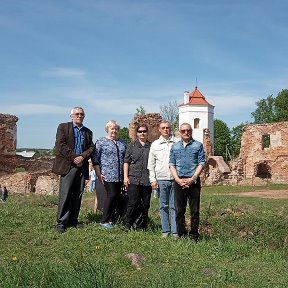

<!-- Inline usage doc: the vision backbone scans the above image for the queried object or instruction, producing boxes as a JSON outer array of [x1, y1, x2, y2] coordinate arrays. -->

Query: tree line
[[128, 89, 288, 161], [50, 89, 288, 160]]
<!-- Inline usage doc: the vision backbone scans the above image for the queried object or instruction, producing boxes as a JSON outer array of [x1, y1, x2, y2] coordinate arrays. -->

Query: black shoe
[[122, 225, 131, 232], [68, 222, 85, 229], [56, 226, 66, 233], [75, 223, 85, 229], [190, 237, 199, 243]]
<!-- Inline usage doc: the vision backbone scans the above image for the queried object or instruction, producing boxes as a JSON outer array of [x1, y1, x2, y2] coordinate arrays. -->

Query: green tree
[[118, 127, 131, 144], [160, 100, 179, 132], [214, 119, 231, 161], [251, 89, 288, 124], [251, 95, 276, 124], [135, 106, 146, 116], [51, 146, 57, 156], [274, 89, 288, 122], [230, 123, 246, 158]]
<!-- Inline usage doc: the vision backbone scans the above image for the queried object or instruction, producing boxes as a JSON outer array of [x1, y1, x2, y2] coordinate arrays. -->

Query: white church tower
[[178, 87, 214, 152]]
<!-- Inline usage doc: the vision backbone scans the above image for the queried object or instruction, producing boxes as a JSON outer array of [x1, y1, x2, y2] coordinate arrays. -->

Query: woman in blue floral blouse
[[92, 120, 127, 229]]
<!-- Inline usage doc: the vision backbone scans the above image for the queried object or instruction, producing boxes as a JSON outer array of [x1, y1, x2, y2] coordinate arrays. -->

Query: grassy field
[[0, 184, 287, 287]]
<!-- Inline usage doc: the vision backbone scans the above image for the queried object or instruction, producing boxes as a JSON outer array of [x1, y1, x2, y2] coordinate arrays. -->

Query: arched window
[[255, 162, 271, 179], [194, 118, 200, 129]]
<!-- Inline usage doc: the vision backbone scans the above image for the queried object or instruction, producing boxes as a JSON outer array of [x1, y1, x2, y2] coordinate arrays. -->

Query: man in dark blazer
[[52, 107, 94, 233]]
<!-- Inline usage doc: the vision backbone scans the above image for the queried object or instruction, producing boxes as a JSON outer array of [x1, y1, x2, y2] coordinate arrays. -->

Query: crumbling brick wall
[[0, 113, 18, 156], [203, 128, 212, 158], [129, 113, 163, 142], [0, 113, 56, 194], [0, 172, 59, 195], [239, 121, 288, 184]]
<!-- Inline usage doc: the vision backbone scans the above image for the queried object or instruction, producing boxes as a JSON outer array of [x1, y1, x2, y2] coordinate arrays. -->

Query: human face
[[180, 124, 192, 141], [107, 124, 119, 140], [71, 108, 85, 127], [159, 123, 171, 139], [137, 127, 148, 142]]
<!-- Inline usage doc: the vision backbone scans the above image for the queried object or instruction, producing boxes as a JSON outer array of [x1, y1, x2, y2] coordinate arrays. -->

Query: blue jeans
[[158, 180, 177, 235], [89, 180, 96, 192]]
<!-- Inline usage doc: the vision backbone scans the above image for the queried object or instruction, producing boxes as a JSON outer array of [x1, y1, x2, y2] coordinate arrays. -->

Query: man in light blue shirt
[[169, 123, 206, 242]]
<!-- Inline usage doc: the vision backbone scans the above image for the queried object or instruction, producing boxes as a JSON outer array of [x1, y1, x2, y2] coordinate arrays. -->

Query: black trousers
[[101, 181, 124, 224], [57, 166, 85, 228], [173, 178, 201, 239], [125, 183, 152, 229]]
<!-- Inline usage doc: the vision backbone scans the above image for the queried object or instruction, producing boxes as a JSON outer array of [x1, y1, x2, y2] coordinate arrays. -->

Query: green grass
[[0, 184, 288, 287]]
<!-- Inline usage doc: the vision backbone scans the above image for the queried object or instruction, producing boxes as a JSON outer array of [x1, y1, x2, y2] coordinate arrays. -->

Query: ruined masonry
[[0, 113, 57, 195], [0, 113, 18, 155], [239, 121, 288, 184]]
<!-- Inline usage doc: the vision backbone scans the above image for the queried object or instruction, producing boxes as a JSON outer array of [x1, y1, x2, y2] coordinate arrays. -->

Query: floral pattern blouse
[[92, 137, 127, 182]]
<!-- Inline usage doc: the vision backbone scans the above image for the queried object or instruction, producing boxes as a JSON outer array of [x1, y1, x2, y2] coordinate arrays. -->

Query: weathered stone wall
[[0, 113, 18, 156], [0, 172, 59, 195], [0, 155, 53, 174], [129, 113, 163, 142], [0, 112, 59, 195], [239, 121, 288, 184], [203, 128, 213, 158]]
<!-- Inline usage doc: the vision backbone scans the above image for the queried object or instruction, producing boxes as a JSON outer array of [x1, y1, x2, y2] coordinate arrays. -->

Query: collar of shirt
[[159, 135, 174, 144], [73, 123, 84, 130], [180, 138, 194, 147], [136, 139, 150, 147]]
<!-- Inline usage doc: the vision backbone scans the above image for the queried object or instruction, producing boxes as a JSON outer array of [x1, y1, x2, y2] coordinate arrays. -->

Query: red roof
[[179, 87, 211, 106]]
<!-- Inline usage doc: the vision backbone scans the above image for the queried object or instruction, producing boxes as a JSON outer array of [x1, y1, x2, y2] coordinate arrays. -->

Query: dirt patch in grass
[[230, 190, 288, 199]]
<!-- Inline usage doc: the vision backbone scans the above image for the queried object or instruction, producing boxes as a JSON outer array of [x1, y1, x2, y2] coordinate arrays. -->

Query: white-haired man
[[52, 107, 94, 233]]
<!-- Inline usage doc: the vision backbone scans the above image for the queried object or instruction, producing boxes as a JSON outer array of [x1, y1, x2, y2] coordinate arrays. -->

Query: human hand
[[176, 178, 189, 189], [151, 181, 158, 189], [100, 175, 105, 184], [73, 156, 84, 167], [124, 176, 130, 188]]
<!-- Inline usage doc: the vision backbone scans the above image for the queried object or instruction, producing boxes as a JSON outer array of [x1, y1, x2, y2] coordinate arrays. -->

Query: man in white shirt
[[147, 121, 179, 238]]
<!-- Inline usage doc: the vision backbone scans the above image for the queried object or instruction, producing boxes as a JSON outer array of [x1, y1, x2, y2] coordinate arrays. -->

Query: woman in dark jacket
[[123, 123, 152, 231]]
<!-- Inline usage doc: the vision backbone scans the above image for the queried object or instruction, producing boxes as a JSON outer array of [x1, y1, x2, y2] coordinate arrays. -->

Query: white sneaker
[[162, 233, 169, 238]]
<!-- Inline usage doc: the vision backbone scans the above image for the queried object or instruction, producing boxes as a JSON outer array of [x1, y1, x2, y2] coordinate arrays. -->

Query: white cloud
[[40, 67, 86, 78], [1, 104, 67, 116], [89, 97, 161, 115]]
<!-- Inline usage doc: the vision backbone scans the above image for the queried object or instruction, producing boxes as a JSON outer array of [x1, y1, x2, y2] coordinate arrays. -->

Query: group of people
[[52, 106, 206, 242], [0, 185, 8, 202]]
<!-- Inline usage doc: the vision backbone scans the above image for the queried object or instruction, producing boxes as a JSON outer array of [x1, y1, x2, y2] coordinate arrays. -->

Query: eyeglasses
[[160, 126, 171, 130], [137, 130, 147, 133], [180, 129, 192, 134], [73, 113, 84, 117]]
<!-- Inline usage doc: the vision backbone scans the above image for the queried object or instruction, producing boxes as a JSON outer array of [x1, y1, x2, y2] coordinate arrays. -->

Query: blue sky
[[1, 0, 288, 148]]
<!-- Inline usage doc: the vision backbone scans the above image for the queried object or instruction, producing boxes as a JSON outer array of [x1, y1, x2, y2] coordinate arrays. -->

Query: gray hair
[[70, 107, 85, 116], [105, 120, 120, 132], [180, 122, 192, 130], [159, 120, 171, 128]]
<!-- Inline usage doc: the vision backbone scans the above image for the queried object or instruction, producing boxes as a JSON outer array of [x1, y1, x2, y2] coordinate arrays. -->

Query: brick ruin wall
[[239, 121, 288, 184], [0, 113, 57, 195], [129, 113, 164, 142], [0, 113, 18, 155]]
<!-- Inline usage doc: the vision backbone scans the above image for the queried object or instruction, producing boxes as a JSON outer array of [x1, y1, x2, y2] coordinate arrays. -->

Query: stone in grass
[[126, 253, 145, 270]]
